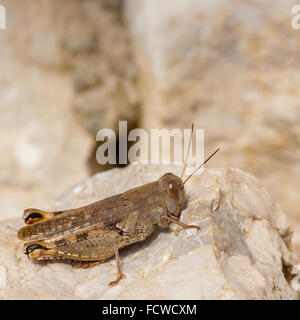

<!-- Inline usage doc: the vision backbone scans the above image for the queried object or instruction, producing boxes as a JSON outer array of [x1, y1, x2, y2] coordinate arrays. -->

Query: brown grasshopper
[[17, 125, 219, 286]]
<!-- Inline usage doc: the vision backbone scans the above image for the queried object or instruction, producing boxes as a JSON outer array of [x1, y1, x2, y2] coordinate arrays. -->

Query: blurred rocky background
[[0, 0, 300, 258]]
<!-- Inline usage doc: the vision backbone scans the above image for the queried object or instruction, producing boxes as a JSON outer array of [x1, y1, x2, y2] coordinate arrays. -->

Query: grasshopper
[[17, 125, 219, 286]]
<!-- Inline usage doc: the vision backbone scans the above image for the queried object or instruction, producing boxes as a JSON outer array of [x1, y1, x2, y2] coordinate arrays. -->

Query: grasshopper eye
[[167, 182, 178, 198]]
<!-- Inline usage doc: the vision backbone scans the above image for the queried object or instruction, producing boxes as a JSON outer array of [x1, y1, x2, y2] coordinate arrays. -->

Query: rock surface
[[67, 0, 139, 135], [0, 0, 93, 220], [0, 0, 138, 220], [0, 165, 299, 299]]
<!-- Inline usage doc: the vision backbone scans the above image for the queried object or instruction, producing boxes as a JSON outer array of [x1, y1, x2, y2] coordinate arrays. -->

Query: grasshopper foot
[[180, 223, 200, 231], [181, 224, 200, 230], [108, 273, 126, 286]]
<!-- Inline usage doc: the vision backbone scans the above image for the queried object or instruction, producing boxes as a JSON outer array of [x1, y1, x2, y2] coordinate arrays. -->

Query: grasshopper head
[[158, 173, 185, 218]]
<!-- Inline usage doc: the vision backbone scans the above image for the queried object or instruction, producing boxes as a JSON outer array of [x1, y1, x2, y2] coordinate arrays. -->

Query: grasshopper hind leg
[[24, 242, 104, 268], [23, 228, 127, 286]]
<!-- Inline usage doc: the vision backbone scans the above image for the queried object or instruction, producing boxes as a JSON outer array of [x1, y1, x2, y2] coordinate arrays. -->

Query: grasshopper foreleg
[[162, 215, 200, 231]]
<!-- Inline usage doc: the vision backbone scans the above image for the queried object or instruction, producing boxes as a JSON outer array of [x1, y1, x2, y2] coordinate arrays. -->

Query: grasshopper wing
[[17, 195, 139, 242]]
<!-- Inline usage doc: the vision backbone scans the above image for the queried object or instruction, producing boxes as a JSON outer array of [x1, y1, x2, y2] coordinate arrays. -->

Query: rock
[[73, 84, 138, 135], [0, 165, 299, 299], [63, 0, 140, 174], [1, 0, 65, 68], [0, 0, 94, 221], [66, 0, 139, 135], [0, 56, 93, 220], [124, 0, 300, 257], [73, 59, 104, 92], [0, 0, 140, 221]]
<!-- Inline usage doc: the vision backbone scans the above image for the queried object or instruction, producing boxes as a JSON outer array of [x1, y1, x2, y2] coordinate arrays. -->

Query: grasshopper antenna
[[183, 148, 220, 185], [180, 123, 194, 179]]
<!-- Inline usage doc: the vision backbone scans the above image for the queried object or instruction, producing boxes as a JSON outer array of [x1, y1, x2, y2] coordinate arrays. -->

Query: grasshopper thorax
[[158, 173, 185, 218]]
